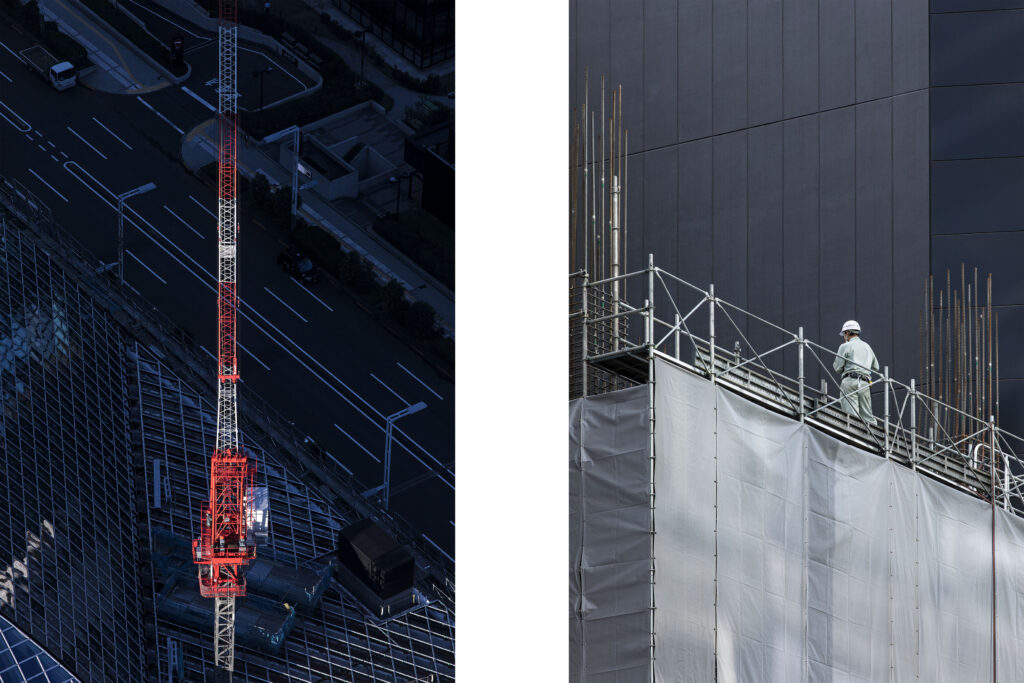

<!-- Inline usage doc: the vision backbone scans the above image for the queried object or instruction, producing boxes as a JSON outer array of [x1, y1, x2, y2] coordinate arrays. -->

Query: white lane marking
[[396, 362, 443, 400], [163, 204, 205, 239], [136, 96, 184, 135], [92, 116, 133, 149], [46, 140, 55, 148], [198, 345, 217, 363], [421, 534, 453, 563], [59, 151, 68, 159], [36, 144, 46, 152], [63, 160, 453, 488], [371, 373, 410, 406], [67, 126, 107, 159], [333, 423, 379, 462], [239, 341, 271, 371], [189, 194, 216, 218], [181, 85, 216, 112], [124, 281, 143, 296], [0, 99, 31, 132], [263, 286, 308, 323], [290, 276, 333, 311], [28, 168, 68, 202], [126, 249, 167, 284], [50, 154, 60, 163], [450, 520, 455, 527], [0, 40, 24, 63], [24, 133, 32, 141], [324, 450, 353, 476], [32, 129, 41, 138], [0, 70, 11, 83]]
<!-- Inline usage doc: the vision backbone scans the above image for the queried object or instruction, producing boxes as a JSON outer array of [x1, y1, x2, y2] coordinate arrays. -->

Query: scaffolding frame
[[570, 256, 1024, 512]]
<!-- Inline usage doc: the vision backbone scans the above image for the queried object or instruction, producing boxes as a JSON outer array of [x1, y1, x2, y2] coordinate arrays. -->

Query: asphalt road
[[0, 21, 454, 558]]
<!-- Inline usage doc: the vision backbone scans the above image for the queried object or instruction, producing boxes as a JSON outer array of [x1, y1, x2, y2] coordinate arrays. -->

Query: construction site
[[0, 143, 452, 682], [568, 77, 1024, 680]]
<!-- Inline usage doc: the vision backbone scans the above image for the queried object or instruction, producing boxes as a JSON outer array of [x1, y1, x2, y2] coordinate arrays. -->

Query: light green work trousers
[[840, 376, 876, 425]]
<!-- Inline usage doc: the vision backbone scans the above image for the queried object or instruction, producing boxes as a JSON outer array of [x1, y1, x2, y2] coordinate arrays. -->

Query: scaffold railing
[[570, 255, 1024, 514]]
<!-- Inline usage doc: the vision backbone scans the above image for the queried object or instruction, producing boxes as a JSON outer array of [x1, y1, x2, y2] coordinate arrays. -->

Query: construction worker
[[832, 320, 879, 425]]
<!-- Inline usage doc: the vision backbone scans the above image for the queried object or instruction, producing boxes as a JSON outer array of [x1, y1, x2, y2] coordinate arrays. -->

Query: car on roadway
[[277, 247, 320, 284]]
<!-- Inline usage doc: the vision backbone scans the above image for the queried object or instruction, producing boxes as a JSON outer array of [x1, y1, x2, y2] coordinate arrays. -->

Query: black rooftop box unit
[[337, 519, 415, 598]]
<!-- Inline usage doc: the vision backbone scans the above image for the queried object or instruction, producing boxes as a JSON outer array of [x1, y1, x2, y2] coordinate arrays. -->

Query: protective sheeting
[[572, 357, 1024, 682], [569, 385, 651, 682]]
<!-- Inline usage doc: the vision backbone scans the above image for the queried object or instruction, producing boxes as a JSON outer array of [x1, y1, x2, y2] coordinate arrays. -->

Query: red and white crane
[[191, 0, 255, 675]]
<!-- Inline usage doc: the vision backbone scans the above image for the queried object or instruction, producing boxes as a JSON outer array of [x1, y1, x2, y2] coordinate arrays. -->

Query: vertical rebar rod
[[990, 414, 996, 683], [581, 274, 589, 398], [797, 327, 805, 421], [910, 379, 917, 467], [674, 313, 681, 360], [709, 284, 716, 381], [883, 366, 890, 458], [582, 70, 588, 274], [600, 77, 605, 282], [624, 129, 628, 302], [611, 176, 620, 350]]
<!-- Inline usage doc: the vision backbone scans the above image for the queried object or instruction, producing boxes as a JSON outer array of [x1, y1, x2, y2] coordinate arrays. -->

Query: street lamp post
[[262, 125, 301, 232], [389, 172, 411, 215], [254, 66, 272, 112], [354, 30, 365, 88], [116, 182, 156, 286], [382, 401, 426, 510]]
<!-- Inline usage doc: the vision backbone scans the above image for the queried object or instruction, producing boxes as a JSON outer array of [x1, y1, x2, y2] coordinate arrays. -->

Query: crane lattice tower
[[191, 0, 255, 676]]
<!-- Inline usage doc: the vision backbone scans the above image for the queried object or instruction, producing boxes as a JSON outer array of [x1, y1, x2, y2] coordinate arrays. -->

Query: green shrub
[[406, 301, 439, 339]]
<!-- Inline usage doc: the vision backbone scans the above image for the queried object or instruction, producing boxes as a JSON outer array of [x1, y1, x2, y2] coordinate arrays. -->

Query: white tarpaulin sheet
[[571, 357, 1024, 682]]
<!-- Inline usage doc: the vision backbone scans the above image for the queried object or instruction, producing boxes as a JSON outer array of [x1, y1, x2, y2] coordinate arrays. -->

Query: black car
[[277, 247, 320, 284]]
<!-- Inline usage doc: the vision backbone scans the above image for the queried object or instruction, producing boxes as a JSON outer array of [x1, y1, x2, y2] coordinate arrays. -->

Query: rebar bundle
[[919, 265, 999, 458]]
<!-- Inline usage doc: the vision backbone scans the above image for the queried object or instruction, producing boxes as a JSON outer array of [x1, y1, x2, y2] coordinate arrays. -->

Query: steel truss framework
[[133, 346, 455, 682], [193, 0, 252, 674]]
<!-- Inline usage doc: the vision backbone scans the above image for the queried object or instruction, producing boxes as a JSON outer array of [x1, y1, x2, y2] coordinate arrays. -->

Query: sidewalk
[[181, 119, 455, 336], [38, 0, 172, 93]]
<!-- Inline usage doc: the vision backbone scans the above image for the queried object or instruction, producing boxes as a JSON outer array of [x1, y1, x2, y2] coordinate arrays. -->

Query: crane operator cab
[[49, 62, 77, 91]]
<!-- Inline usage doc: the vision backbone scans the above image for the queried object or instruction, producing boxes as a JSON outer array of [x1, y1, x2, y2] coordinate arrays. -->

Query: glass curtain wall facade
[[0, 219, 148, 681]]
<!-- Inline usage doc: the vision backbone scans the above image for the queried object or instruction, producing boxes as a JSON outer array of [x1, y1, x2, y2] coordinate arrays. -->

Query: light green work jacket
[[833, 337, 879, 378]]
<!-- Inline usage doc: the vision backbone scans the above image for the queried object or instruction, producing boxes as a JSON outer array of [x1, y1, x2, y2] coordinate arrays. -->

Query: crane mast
[[191, 0, 255, 676]]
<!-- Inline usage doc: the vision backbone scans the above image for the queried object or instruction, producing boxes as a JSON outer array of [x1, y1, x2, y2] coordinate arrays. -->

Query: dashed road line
[[371, 373, 410, 406], [264, 286, 308, 323], [0, 99, 31, 132], [137, 96, 184, 135], [0, 40, 24, 64], [181, 85, 216, 112], [92, 116, 133, 149], [0, 70, 11, 83], [333, 423, 380, 463], [126, 249, 167, 284], [163, 204, 205, 239], [397, 362, 443, 400], [189, 194, 216, 218], [28, 168, 68, 202], [290, 276, 333, 311], [67, 125, 107, 159]]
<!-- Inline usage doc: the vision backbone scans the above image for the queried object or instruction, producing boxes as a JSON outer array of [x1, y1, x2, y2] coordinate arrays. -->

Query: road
[[0, 21, 454, 557]]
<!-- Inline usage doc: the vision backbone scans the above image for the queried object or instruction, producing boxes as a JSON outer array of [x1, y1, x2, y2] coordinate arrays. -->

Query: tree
[[406, 301, 438, 339], [383, 279, 408, 318], [249, 172, 270, 205]]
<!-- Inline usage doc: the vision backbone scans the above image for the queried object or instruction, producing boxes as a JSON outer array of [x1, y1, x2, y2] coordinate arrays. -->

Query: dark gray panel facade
[[927, 3, 1024, 442], [819, 0, 855, 110], [571, 0, 930, 400], [855, 0, 893, 101]]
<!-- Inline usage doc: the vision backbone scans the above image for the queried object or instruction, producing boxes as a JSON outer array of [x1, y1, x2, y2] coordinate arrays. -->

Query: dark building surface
[[0, 188, 149, 681], [406, 121, 454, 228], [337, 0, 454, 68], [570, 0, 1024, 438], [929, 2, 1024, 434]]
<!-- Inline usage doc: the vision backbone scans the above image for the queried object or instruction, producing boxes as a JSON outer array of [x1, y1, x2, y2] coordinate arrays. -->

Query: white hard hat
[[840, 320, 860, 336]]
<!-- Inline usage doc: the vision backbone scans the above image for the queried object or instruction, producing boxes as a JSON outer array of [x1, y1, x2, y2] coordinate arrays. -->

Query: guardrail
[[570, 255, 1024, 513]]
